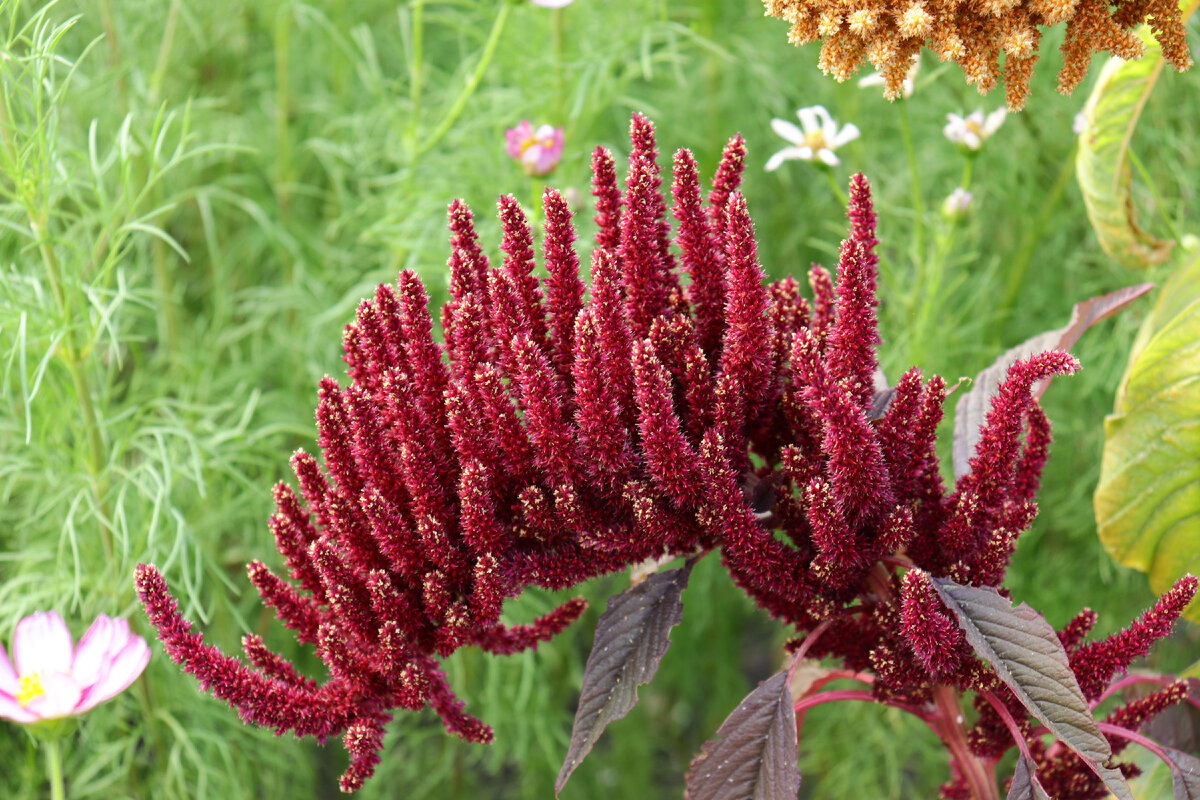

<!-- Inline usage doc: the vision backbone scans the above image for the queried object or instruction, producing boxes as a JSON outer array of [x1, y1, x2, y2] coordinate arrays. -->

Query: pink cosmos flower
[[0, 611, 150, 723], [506, 121, 565, 176]]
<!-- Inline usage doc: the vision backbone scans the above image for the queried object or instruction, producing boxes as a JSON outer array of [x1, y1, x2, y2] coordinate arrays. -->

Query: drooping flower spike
[[0, 611, 150, 724], [763, 0, 1192, 110]]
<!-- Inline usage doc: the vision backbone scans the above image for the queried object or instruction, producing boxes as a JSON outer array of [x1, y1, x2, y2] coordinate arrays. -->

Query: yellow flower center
[[804, 130, 829, 151], [16, 672, 44, 706], [965, 119, 984, 136]]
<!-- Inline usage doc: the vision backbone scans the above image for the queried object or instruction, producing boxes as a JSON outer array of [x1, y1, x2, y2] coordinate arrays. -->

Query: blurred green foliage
[[0, 0, 1196, 798]]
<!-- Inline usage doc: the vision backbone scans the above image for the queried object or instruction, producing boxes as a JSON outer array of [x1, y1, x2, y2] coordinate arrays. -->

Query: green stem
[[994, 147, 1076, 339], [149, 0, 181, 103], [273, 3, 293, 217], [44, 738, 65, 800], [899, 102, 925, 265], [960, 156, 974, 194], [553, 8, 566, 121], [30, 212, 114, 561], [823, 167, 847, 207], [417, 3, 511, 156], [407, 0, 425, 154]]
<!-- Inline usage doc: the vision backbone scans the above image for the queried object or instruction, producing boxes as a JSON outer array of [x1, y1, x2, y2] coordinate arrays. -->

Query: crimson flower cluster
[[136, 114, 1194, 796]]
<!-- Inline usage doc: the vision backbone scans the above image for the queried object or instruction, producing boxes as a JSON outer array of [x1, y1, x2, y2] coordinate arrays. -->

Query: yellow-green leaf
[[1096, 237, 1200, 621], [1075, 25, 1174, 270]]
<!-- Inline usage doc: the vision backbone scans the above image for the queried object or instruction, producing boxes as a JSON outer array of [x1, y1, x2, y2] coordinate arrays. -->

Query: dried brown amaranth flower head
[[763, 0, 1193, 110]]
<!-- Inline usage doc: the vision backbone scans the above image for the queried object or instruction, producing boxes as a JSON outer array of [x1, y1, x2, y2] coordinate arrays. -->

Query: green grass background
[[0, 0, 1196, 797]]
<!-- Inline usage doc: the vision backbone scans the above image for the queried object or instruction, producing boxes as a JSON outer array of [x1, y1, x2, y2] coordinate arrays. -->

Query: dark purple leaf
[[1006, 754, 1051, 800], [931, 578, 1134, 800], [952, 283, 1154, 478], [555, 561, 694, 795], [685, 670, 800, 800], [1143, 678, 1200, 755], [1164, 747, 1200, 800]]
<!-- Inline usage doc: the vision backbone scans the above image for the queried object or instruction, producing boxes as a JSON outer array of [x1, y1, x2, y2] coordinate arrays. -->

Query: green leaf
[[1095, 237, 1200, 622], [930, 577, 1134, 800], [1075, 25, 1174, 269]]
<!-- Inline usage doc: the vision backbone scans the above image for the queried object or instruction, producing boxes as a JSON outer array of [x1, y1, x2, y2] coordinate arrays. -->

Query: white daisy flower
[[943, 108, 1007, 151], [858, 56, 921, 99], [765, 105, 861, 170]]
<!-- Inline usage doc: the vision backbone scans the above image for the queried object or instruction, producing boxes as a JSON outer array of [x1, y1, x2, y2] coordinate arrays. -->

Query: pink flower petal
[[0, 690, 39, 724], [76, 636, 150, 712], [13, 611, 74, 677], [72, 615, 119, 689], [0, 646, 17, 694], [23, 671, 83, 719]]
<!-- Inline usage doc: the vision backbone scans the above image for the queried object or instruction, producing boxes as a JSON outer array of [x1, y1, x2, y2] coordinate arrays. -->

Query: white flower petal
[[770, 118, 806, 145], [795, 145, 815, 161], [964, 131, 982, 150], [943, 122, 963, 143], [533, 124, 557, 140], [817, 148, 841, 166], [765, 146, 807, 171], [858, 72, 885, 88], [966, 109, 985, 127], [984, 107, 1007, 135], [797, 106, 822, 136], [13, 611, 74, 677], [833, 122, 861, 147]]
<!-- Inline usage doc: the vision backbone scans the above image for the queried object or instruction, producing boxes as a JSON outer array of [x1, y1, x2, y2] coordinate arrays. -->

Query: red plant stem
[[1097, 721, 1171, 762], [979, 689, 1032, 763], [793, 688, 932, 720], [931, 685, 999, 800], [789, 619, 834, 674], [1093, 673, 1200, 712]]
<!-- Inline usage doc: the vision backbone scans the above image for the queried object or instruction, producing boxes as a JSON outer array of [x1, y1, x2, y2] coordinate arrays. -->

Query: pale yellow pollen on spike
[[17, 673, 44, 706], [818, 9, 843, 36], [1002, 28, 1035, 58], [897, 3, 933, 36], [848, 8, 877, 33]]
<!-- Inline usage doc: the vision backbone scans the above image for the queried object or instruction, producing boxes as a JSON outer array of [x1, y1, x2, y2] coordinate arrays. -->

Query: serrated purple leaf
[[685, 670, 800, 800], [1144, 678, 1200, 755], [1164, 747, 1200, 799], [930, 577, 1135, 800], [1007, 754, 1051, 800], [555, 562, 694, 795], [952, 283, 1154, 478]]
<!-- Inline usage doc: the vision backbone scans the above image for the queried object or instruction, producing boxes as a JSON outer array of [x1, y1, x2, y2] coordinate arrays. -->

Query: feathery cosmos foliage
[[762, 0, 1194, 109], [137, 115, 1195, 796]]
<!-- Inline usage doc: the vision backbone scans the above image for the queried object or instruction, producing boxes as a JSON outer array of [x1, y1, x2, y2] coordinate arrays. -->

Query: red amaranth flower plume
[[137, 115, 1195, 796]]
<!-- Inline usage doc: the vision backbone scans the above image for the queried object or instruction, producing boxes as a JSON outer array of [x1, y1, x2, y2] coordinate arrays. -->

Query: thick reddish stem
[[932, 685, 998, 800]]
